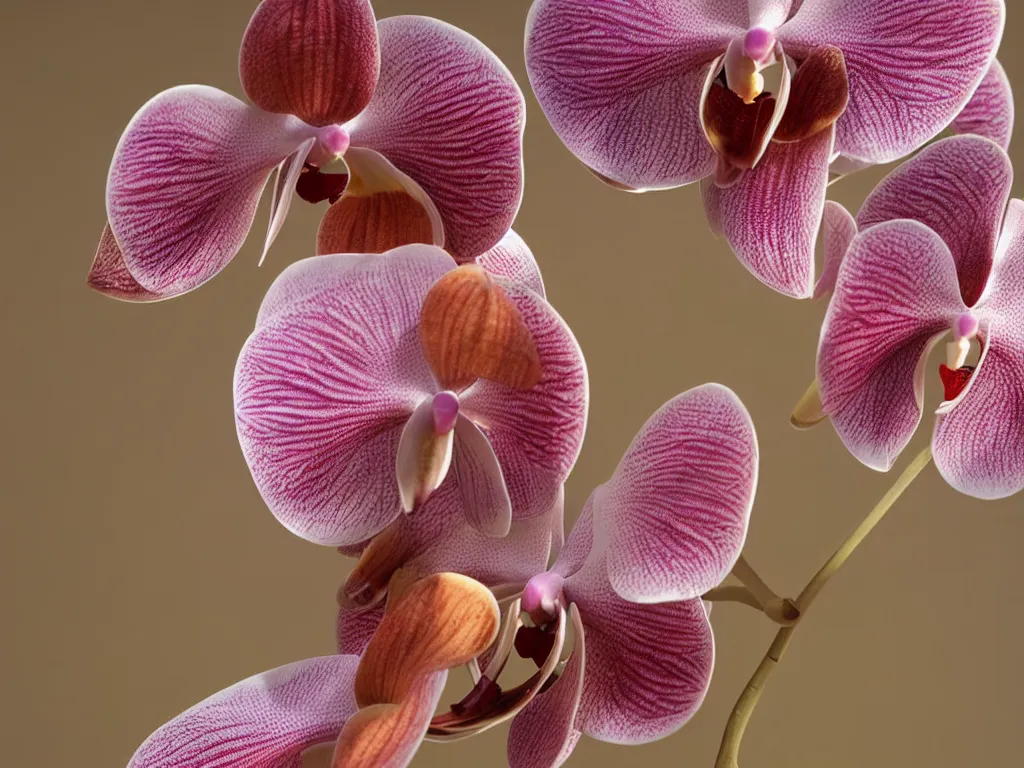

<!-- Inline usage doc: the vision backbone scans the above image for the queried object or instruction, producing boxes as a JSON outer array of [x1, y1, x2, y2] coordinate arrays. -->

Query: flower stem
[[715, 445, 934, 768]]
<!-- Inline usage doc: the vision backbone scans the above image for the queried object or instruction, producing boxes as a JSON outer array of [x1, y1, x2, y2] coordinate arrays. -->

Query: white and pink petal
[[951, 58, 1014, 151], [475, 230, 546, 297]]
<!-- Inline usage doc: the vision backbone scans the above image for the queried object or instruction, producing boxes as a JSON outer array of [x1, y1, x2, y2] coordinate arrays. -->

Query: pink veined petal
[[338, 603, 385, 657], [127, 656, 360, 768], [934, 198, 1024, 499], [598, 384, 758, 604], [564, 556, 714, 745], [507, 604, 586, 768], [818, 220, 967, 471], [526, 0, 746, 190], [106, 86, 316, 296], [778, 0, 1005, 164], [857, 135, 1013, 307], [702, 124, 834, 298], [240, 0, 380, 127], [453, 414, 513, 537], [553, 493, 595, 580], [475, 230, 546, 298], [347, 16, 525, 261], [262, 137, 317, 265], [951, 59, 1014, 152], [87, 223, 163, 302], [748, 0, 794, 28], [234, 245, 455, 546], [813, 200, 858, 299], [829, 153, 874, 177], [254, 252, 380, 328], [460, 279, 589, 522]]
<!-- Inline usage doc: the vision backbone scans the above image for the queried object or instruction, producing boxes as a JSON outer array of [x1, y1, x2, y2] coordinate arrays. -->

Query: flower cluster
[[89, 1, 1020, 767]]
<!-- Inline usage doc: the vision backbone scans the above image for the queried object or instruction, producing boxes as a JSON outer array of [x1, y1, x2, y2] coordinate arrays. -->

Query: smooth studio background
[[2, 1, 1021, 766]]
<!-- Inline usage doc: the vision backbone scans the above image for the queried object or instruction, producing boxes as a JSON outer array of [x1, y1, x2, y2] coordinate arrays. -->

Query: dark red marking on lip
[[514, 624, 558, 669], [295, 163, 349, 204], [939, 364, 975, 402]]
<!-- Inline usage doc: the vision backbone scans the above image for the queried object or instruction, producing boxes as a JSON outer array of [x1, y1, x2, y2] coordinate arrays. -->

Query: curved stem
[[703, 585, 763, 611], [731, 555, 784, 609], [715, 446, 933, 768]]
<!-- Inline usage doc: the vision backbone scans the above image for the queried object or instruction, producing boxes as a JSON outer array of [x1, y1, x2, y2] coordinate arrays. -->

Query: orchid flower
[[234, 241, 588, 548], [126, 573, 501, 768], [816, 135, 1024, 499], [88, 0, 525, 302], [525, 0, 1004, 298]]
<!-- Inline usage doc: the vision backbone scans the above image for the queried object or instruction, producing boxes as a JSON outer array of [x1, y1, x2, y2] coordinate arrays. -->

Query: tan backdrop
[[2, 1, 1021, 766]]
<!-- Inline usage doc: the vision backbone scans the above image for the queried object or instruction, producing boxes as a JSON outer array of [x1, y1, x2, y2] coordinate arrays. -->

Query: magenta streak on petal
[[107, 85, 318, 296], [452, 414, 513, 537], [777, 0, 1005, 165], [475, 230, 546, 297], [127, 656, 359, 768], [951, 59, 1014, 152], [347, 16, 525, 261], [432, 391, 460, 434], [262, 137, 317, 265], [818, 220, 967, 472]]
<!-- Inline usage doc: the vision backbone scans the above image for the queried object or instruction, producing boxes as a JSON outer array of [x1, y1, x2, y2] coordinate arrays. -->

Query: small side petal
[[263, 137, 317, 265], [107, 86, 314, 295], [818, 221, 966, 471], [779, 0, 1005, 164], [951, 59, 1014, 151], [395, 398, 454, 513], [526, 0, 745, 190], [128, 656, 360, 768], [566, 558, 714, 745], [240, 0, 380, 126], [348, 16, 525, 260], [87, 223, 162, 302], [234, 246, 454, 546], [702, 125, 834, 298], [507, 604, 586, 768], [599, 384, 758, 604], [813, 201, 858, 299], [453, 415, 513, 537], [857, 135, 1013, 307], [475, 230, 546, 297]]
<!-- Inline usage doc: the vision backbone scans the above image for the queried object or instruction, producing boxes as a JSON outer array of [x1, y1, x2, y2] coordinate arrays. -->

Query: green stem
[[715, 445, 934, 768]]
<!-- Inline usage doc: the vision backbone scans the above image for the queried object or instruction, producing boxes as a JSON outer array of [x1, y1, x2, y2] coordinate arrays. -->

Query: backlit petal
[[453, 414, 513, 537], [240, 0, 380, 127], [951, 59, 1014, 151], [87, 223, 162, 302], [778, 0, 1005, 163], [234, 245, 454, 546], [857, 135, 1013, 307], [565, 557, 714, 744], [128, 656, 359, 768], [107, 86, 314, 295], [348, 16, 525, 261], [748, 0, 793, 28], [526, 0, 746, 190], [599, 384, 757, 604], [818, 221, 966, 471], [507, 604, 586, 768], [813, 200, 857, 299], [702, 125, 834, 298], [475, 230, 546, 297]]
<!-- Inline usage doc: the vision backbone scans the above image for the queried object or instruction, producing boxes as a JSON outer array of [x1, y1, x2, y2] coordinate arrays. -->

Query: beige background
[[2, 1, 1022, 766]]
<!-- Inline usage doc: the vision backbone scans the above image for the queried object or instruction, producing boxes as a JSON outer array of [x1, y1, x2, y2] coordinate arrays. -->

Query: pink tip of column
[[953, 313, 980, 341], [317, 125, 351, 158], [743, 27, 775, 62], [431, 391, 460, 435], [522, 572, 565, 625]]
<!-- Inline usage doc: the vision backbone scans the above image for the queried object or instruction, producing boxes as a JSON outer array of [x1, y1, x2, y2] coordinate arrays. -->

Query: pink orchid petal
[[338, 603, 385, 657], [234, 245, 455, 546], [240, 0, 380, 127], [128, 656, 359, 768], [933, 198, 1024, 499], [565, 557, 714, 744], [255, 252, 379, 328], [857, 135, 1013, 307], [107, 86, 315, 295], [525, 0, 746, 191], [952, 59, 1014, 151], [553, 494, 595, 580], [829, 154, 874, 177], [475, 230, 546, 298], [453, 414, 513, 537], [702, 125, 834, 298], [87, 223, 163, 302], [262, 137, 317, 265], [460, 278, 589, 522], [598, 384, 757, 604], [813, 200, 857, 299], [316, 147, 445, 257], [347, 16, 525, 261], [778, 0, 1005, 164], [818, 221, 967, 471], [395, 397, 455, 513], [748, 0, 793, 28], [507, 604, 586, 768]]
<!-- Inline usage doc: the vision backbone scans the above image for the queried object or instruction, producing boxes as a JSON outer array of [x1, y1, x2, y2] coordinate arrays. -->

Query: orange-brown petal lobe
[[419, 265, 543, 391], [702, 84, 777, 170], [338, 523, 415, 609], [773, 45, 849, 144], [354, 572, 500, 707]]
